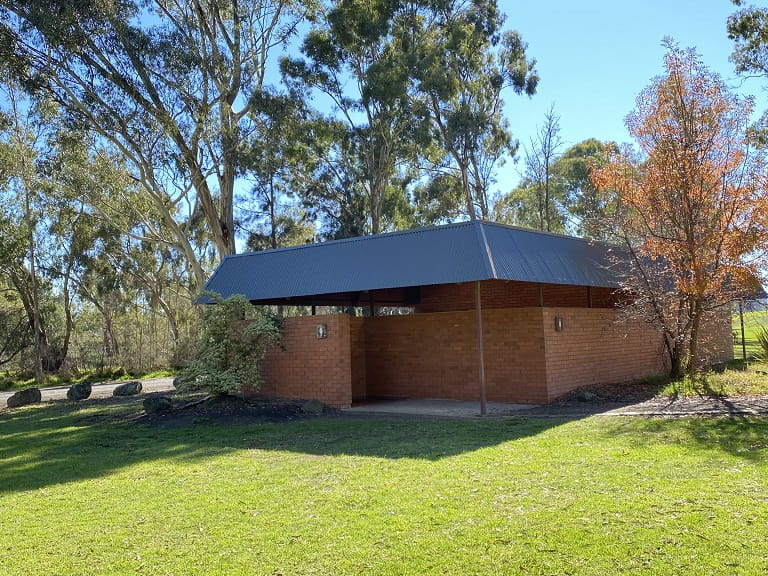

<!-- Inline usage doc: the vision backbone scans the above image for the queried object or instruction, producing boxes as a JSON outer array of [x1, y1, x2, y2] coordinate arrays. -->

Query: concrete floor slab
[[343, 398, 539, 418]]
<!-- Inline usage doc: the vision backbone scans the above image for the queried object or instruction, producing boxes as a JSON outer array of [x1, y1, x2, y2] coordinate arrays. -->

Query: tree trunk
[[59, 258, 74, 368], [686, 300, 705, 378], [667, 336, 685, 381]]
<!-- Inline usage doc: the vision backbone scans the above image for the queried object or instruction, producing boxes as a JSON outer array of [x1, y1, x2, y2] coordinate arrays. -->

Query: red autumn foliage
[[592, 42, 768, 377]]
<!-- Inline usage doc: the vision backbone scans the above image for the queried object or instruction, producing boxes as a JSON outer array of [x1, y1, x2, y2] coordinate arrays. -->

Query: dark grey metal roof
[[203, 221, 626, 303]]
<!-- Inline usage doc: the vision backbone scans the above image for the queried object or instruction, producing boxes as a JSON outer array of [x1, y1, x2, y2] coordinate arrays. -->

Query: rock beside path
[[113, 381, 142, 397], [7, 388, 42, 408], [67, 381, 92, 401]]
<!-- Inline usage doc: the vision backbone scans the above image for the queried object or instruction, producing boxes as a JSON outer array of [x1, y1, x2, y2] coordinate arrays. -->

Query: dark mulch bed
[[554, 381, 666, 404], [136, 393, 340, 428]]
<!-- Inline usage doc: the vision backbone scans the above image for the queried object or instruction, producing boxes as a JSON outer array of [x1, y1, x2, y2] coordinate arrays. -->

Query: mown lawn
[[733, 308, 768, 360], [1, 401, 767, 575]]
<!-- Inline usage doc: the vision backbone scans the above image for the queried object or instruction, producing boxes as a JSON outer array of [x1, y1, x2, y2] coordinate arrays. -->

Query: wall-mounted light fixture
[[554, 316, 564, 332], [316, 324, 327, 339]]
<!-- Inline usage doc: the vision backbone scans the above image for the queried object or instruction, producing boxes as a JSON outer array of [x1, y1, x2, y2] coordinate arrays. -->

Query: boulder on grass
[[575, 390, 597, 402], [144, 395, 173, 414], [301, 399, 325, 415], [113, 380, 142, 397], [7, 387, 42, 408], [67, 381, 92, 401]]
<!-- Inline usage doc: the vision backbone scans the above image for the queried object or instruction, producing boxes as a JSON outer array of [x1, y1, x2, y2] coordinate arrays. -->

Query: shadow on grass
[[3, 394, 767, 495], [603, 416, 768, 463], [0, 397, 568, 494]]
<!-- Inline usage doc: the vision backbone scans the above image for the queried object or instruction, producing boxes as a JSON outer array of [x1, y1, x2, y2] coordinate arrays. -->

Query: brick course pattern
[[255, 315, 353, 409], [542, 308, 667, 400], [416, 280, 622, 313], [364, 308, 550, 403], [250, 281, 735, 408]]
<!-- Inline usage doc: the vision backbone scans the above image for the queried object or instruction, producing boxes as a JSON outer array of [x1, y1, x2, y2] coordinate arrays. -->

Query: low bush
[[174, 294, 281, 396]]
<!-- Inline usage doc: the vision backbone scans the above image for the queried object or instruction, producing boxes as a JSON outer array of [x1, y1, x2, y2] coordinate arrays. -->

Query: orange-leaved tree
[[593, 42, 768, 378]]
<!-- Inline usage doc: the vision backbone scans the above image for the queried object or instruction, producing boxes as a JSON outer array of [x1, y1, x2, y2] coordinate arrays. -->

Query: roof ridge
[[474, 221, 498, 279], [477, 219, 620, 250], [223, 220, 478, 260]]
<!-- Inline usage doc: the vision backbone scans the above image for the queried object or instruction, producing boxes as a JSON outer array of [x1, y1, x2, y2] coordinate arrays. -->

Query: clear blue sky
[[496, 0, 765, 190]]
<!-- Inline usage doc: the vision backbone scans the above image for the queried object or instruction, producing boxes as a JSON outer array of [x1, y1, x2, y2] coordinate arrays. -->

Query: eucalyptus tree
[[0, 88, 52, 380], [494, 136, 617, 238], [411, 173, 467, 226], [729, 2, 768, 80], [281, 0, 431, 235], [0, 0, 310, 290], [239, 90, 316, 249], [0, 278, 30, 368], [492, 177, 566, 233], [555, 138, 616, 240], [413, 0, 538, 220]]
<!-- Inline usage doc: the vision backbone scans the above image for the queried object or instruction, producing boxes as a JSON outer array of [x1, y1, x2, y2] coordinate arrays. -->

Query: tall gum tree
[[0, 0, 309, 290], [281, 0, 431, 235], [593, 43, 768, 378], [413, 0, 538, 220]]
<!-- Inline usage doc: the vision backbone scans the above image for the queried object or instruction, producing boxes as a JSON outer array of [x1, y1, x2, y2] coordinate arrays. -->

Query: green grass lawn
[[1, 401, 767, 575], [733, 308, 768, 360], [656, 359, 768, 397]]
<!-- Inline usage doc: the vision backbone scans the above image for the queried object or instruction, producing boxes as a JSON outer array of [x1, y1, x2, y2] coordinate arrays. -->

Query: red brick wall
[[255, 315, 353, 408], [350, 317, 367, 400], [247, 298, 732, 408], [364, 311, 478, 401], [364, 308, 550, 404], [479, 308, 550, 403], [416, 280, 539, 312], [542, 308, 667, 400], [416, 280, 622, 313]]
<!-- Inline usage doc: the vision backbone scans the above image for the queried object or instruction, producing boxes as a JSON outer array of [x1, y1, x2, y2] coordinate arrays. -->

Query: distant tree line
[[0, 0, 766, 380]]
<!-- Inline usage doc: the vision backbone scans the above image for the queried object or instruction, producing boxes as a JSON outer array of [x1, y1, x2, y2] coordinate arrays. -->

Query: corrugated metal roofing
[[203, 220, 626, 303]]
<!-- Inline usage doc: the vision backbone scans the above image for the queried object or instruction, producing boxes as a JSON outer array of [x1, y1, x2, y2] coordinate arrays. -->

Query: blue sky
[[496, 0, 765, 190]]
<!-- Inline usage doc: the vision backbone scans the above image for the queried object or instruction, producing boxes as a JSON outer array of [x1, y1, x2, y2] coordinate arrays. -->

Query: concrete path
[[344, 398, 535, 418], [1, 377, 176, 409]]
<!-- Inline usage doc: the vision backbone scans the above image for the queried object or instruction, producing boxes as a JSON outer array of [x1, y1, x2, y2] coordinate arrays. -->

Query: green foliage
[[653, 358, 768, 398], [282, 0, 430, 235], [493, 177, 567, 232], [175, 295, 281, 396], [412, 174, 466, 226], [416, 9, 538, 220], [728, 4, 768, 77], [495, 137, 616, 237], [754, 326, 768, 363], [1, 0, 310, 286], [555, 138, 616, 239]]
